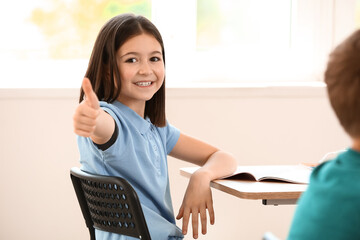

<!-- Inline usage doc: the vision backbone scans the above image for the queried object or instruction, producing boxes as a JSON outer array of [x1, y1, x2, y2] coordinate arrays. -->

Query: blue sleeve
[[77, 102, 126, 172], [76, 102, 119, 174], [164, 122, 180, 154], [99, 102, 128, 158], [77, 135, 106, 174]]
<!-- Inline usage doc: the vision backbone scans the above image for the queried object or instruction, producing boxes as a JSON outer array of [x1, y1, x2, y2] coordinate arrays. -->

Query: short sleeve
[[164, 122, 180, 154], [97, 102, 126, 155]]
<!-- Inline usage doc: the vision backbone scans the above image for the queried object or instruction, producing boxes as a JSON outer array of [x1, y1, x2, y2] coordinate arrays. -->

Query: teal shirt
[[77, 101, 184, 240], [288, 148, 360, 240]]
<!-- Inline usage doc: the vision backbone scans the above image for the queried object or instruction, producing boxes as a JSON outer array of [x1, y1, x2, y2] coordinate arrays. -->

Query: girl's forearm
[[194, 150, 238, 181]]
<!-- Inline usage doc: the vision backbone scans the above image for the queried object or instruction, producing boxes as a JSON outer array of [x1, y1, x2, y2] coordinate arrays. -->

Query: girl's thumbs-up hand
[[82, 77, 100, 110], [73, 78, 100, 137]]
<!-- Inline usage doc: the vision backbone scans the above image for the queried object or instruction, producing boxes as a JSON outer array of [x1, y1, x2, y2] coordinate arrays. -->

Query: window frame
[[0, 0, 357, 88], [155, 0, 357, 86]]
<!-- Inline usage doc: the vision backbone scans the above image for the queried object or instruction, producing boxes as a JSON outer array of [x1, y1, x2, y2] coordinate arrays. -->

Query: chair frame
[[70, 167, 151, 240]]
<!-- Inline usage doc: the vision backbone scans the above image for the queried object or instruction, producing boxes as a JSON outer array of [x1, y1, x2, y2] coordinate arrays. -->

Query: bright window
[[192, 0, 295, 84], [0, 0, 151, 88], [196, 0, 292, 50], [357, 0, 360, 27], [0, 0, 358, 88]]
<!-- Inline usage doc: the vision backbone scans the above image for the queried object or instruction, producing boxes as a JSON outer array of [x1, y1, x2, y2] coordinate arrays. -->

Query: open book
[[225, 165, 312, 184]]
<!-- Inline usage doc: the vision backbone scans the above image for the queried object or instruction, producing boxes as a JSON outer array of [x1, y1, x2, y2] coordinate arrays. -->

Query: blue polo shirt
[[77, 101, 184, 240]]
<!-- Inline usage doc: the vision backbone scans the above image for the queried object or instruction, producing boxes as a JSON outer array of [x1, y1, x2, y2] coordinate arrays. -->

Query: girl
[[73, 13, 237, 240]]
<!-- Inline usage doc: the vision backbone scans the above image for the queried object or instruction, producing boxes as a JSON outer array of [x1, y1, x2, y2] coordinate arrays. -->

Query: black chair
[[70, 167, 151, 240]]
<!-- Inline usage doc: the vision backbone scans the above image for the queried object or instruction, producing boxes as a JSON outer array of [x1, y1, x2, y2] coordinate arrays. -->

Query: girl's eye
[[125, 58, 137, 63], [150, 57, 161, 62]]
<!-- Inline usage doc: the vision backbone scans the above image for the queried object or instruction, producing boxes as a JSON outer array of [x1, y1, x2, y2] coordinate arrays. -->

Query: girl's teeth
[[136, 82, 151, 86]]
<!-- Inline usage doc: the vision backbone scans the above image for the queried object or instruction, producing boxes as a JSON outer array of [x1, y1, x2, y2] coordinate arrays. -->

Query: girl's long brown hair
[[79, 13, 166, 127]]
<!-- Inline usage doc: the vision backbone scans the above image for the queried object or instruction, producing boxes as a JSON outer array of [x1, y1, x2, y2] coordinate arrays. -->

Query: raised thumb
[[82, 78, 99, 109]]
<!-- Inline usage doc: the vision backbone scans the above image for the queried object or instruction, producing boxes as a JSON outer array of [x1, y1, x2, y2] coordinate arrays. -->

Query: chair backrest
[[70, 167, 151, 240]]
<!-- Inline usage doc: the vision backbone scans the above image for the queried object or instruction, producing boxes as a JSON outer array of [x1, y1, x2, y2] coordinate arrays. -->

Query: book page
[[226, 165, 312, 184]]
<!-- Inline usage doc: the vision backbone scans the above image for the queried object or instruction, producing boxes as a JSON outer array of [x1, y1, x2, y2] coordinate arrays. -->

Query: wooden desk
[[180, 166, 309, 206]]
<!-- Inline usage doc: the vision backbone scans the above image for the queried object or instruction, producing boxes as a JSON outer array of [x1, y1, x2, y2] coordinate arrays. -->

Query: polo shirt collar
[[113, 101, 152, 135]]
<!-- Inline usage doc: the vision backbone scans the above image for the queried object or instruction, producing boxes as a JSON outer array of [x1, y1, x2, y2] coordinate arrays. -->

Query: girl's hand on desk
[[176, 170, 214, 239], [73, 78, 100, 137]]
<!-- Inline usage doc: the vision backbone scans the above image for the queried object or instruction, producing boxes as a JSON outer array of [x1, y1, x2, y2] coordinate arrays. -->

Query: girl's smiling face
[[116, 33, 165, 112]]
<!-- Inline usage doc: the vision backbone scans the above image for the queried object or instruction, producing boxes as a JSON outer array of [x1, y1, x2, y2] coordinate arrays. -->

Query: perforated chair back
[[70, 167, 151, 240]]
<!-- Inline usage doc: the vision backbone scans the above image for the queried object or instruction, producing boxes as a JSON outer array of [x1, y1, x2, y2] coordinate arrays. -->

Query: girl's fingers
[[207, 202, 215, 225], [74, 129, 93, 138], [74, 122, 96, 133], [75, 101, 99, 119], [73, 102, 99, 135], [73, 116, 96, 133], [192, 210, 199, 239], [73, 103, 98, 136], [73, 115, 97, 127], [200, 206, 207, 235], [176, 205, 184, 220], [181, 208, 190, 235]]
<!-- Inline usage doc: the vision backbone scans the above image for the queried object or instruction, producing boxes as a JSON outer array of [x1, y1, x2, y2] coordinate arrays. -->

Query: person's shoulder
[[99, 101, 123, 119], [310, 149, 360, 186], [154, 120, 180, 139], [308, 157, 342, 188], [155, 120, 179, 133], [100, 101, 116, 111], [313, 149, 349, 174]]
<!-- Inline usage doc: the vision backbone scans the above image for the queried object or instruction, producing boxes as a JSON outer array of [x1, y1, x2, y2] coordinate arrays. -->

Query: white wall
[[0, 86, 350, 240]]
